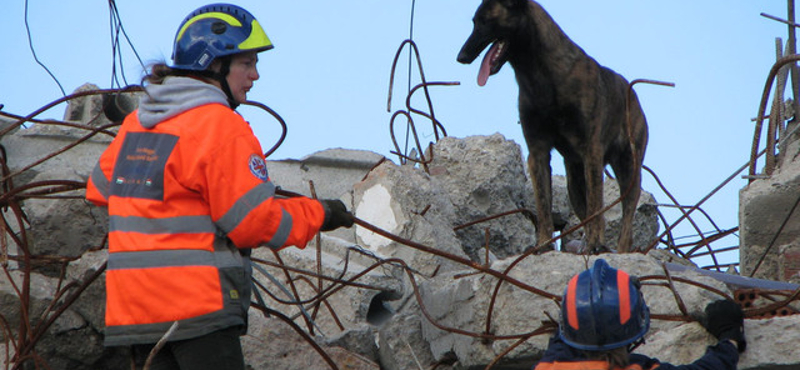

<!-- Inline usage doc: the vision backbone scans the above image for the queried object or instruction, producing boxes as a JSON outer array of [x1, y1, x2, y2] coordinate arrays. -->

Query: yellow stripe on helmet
[[176, 12, 243, 43], [239, 19, 272, 51]]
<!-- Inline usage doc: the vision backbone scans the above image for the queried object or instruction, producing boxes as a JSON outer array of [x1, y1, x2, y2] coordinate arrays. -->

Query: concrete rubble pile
[[740, 122, 800, 284], [1, 89, 799, 370]]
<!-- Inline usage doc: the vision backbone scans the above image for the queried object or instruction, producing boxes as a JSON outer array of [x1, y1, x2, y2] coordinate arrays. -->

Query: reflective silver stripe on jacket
[[109, 215, 217, 234], [107, 247, 243, 270], [90, 162, 110, 200], [216, 181, 293, 249], [104, 234, 250, 347], [104, 310, 245, 347], [265, 209, 292, 250]]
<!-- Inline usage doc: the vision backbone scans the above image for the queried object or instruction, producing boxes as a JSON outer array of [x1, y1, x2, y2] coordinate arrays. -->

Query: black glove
[[702, 299, 746, 353], [320, 199, 354, 231]]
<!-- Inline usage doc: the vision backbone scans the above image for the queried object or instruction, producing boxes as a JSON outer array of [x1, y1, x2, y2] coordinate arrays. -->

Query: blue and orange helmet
[[171, 3, 273, 71], [559, 259, 650, 351]]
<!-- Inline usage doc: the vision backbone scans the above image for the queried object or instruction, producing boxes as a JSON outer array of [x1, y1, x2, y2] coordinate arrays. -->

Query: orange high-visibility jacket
[[86, 103, 325, 346]]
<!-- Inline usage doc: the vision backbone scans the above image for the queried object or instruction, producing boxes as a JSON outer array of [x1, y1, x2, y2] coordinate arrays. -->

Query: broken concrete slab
[[0, 270, 58, 341], [16, 167, 107, 276], [353, 160, 471, 278], [65, 249, 108, 335], [322, 324, 380, 364], [739, 170, 800, 281], [428, 134, 537, 260], [242, 310, 380, 370], [0, 114, 19, 136], [737, 315, 800, 370], [740, 131, 800, 282], [378, 311, 444, 370]]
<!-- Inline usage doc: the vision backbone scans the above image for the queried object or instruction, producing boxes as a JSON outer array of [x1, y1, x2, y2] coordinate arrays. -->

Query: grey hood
[[137, 76, 230, 128]]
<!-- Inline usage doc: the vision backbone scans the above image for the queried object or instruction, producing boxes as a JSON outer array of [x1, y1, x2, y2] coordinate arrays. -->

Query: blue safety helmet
[[171, 3, 273, 71], [559, 259, 650, 351]]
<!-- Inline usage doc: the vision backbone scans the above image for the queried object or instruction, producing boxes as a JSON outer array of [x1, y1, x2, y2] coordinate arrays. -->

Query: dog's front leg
[[527, 149, 555, 250]]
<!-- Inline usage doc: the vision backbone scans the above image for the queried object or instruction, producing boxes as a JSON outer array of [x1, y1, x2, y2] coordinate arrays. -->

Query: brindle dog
[[457, 0, 648, 252]]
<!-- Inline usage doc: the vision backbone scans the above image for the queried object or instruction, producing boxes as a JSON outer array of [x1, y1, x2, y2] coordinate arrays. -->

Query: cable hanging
[[108, 0, 147, 88], [24, 0, 66, 97]]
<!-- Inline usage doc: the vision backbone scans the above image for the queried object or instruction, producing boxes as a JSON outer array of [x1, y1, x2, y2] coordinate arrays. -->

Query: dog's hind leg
[[582, 151, 607, 252], [563, 159, 591, 253], [527, 150, 555, 250], [609, 145, 642, 252], [564, 158, 587, 221]]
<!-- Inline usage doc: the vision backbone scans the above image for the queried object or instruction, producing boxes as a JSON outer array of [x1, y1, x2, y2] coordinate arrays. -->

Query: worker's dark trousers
[[131, 326, 245, 370]]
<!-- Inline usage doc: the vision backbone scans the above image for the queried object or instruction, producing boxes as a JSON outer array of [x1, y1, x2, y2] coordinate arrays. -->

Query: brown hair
[[141, 63, 175, 85], [140, 62, 219, 86]]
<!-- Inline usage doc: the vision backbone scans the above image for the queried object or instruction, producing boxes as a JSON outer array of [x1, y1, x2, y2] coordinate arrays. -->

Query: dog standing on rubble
[[457, 0, 648, 252]]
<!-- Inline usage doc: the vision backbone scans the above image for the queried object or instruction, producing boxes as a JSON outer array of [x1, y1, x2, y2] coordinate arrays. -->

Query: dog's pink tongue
[[478, 43, 498, 87]]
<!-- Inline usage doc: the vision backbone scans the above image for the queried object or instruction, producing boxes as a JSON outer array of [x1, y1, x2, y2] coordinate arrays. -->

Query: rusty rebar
[[387, 40, 438, 135], [643, 163, 713, 254], [0, 111, 118, 138], [387, 39, 456, 166], [353, 217, 559, 300], [389, 110, 431, 171], [1, 87, 140, 137], [750, 54, 800, 180], [0, 123, 119, 185], [646, 150, 763, 263], [405, 81, 457, 139], [291, 275, 346, 331], [242, 100, 287, 158], [453, 208, 538, 232]]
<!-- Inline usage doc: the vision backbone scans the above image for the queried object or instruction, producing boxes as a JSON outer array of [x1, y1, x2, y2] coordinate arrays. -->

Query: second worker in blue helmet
[[534, 259, 745, 370]]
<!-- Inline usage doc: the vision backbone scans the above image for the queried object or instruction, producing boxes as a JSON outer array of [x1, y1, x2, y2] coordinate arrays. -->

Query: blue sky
[[0, 1, 790, 266]]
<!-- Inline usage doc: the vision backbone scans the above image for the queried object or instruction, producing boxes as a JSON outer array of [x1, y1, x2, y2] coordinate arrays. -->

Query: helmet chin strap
[[173, 57, 238, 109], [215, 57, 239, 109]]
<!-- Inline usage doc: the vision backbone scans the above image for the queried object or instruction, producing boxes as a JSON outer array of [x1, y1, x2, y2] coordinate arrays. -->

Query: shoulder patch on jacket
[[248, 154, 269, 181]]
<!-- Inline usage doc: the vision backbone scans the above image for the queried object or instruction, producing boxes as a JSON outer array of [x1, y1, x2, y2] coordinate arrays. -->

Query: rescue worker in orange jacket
[[533, 259, 746, 370], [85, 4, 353, 369]]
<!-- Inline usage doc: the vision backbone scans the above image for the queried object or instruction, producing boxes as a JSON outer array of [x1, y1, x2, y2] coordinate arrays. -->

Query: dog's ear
[[499, 0, 529, 11]]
